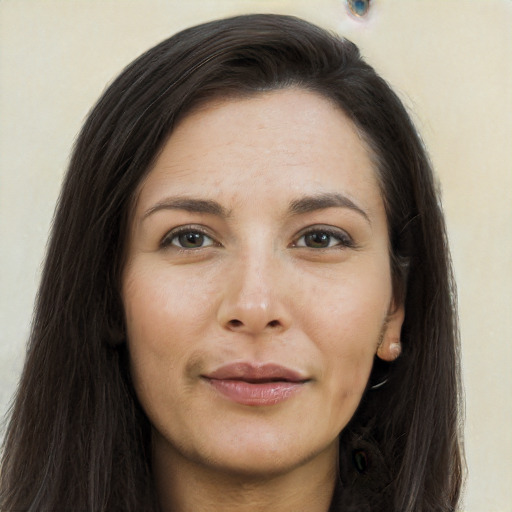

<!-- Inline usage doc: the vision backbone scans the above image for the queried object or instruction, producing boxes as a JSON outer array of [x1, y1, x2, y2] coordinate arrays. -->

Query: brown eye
[[161, 229, 215, 249], [295, 228, 354, 249], [177, 232, 206, 248], [304, 232, 332, 248]]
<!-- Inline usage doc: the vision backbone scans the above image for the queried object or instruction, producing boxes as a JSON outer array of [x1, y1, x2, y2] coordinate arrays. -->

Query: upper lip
[[203, 362, 309, 383]]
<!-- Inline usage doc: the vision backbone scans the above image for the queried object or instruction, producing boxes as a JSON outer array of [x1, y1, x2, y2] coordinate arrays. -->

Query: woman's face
[[122, 89, 403, 478]]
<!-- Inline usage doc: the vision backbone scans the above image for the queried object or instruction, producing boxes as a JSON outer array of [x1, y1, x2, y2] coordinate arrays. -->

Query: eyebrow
[[288, 192, 370, 224], [142, 192, 370, 223], [142, 197, 230, 220]]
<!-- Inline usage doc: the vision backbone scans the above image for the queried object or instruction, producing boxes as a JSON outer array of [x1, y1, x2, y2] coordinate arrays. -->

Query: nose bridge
[[218, 239, 289, 334]]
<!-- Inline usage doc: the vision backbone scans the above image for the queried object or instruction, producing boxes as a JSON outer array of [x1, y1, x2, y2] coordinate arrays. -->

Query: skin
[[122, 88, 403, 512]]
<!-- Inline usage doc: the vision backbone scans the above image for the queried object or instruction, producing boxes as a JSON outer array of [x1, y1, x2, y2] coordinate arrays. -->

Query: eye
[[294, 227, 354, 249], [161, 227, 216, 249]]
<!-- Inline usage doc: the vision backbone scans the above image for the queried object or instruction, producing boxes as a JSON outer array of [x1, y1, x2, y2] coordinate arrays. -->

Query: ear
[[376, 302, 404, 362]]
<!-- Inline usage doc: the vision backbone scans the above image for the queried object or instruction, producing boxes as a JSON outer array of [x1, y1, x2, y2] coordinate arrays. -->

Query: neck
[[153, 436, 338, 512]]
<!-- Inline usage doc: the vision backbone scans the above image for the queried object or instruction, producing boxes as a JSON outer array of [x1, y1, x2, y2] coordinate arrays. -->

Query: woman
[[0, 14, 463, 512]]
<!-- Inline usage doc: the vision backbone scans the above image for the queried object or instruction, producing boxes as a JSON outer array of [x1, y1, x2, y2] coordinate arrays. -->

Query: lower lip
[[205, 379, 305, 406]]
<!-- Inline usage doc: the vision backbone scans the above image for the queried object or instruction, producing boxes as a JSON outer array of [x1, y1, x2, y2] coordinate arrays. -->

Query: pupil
[[179, 232, 203, 247], [306, 232, 330, 248]]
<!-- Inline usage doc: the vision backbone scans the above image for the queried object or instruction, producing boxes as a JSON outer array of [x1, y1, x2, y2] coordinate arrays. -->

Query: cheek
[[121, 265, 213, 407], [304, 268, 390, 399], [305, 272, 390, 347], [123, 263, 217, 352], [321, 329, 376, 391], [317, 319, 379, 433]]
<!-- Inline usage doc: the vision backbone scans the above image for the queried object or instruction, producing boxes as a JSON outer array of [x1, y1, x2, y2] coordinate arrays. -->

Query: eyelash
[[160, 225, 356, 251], [292, 226, 356, 250], [160, 226, 217, 250]]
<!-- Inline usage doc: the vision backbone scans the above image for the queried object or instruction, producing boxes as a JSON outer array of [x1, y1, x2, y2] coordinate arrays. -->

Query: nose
[[217, 251, 292, 336]]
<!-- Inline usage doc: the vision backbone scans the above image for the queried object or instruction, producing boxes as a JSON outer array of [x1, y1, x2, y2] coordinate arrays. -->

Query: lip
[[203, 363, 309, 406]]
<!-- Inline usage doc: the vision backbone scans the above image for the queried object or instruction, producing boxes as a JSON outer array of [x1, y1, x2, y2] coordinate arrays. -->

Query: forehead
[[136, 88, 383, 217]]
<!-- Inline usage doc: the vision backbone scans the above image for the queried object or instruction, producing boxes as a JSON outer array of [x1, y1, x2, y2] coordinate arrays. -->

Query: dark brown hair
[[1, 14, 462, 511]]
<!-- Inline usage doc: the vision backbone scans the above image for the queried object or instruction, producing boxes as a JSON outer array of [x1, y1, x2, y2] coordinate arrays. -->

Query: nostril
[[226, 319, 281, 330]]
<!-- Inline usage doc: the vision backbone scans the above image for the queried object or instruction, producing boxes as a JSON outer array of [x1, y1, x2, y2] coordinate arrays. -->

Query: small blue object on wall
[[347, 0, 370, 18]]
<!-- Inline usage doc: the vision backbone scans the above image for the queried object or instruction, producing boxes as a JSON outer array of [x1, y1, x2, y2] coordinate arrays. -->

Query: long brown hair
[[1, 14, 463, 511]]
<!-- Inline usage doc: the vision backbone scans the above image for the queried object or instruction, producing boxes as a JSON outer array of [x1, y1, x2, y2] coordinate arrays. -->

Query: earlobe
[[376, 303, 404, 362]]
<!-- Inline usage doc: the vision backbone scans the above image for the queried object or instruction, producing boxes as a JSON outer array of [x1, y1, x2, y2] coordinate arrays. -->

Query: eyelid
[[160, 225, 219, 249], [291, 225, 356, 249]]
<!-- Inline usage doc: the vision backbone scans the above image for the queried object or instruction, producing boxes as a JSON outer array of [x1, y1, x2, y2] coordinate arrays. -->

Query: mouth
[[202, 362, 310, 406]]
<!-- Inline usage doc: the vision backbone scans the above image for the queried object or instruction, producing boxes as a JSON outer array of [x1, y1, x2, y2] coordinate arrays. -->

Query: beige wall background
[[1, 1, 511, 510]]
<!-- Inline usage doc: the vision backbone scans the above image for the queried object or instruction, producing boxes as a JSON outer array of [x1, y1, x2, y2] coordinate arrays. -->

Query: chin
[[185, 425, 339, 479]]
